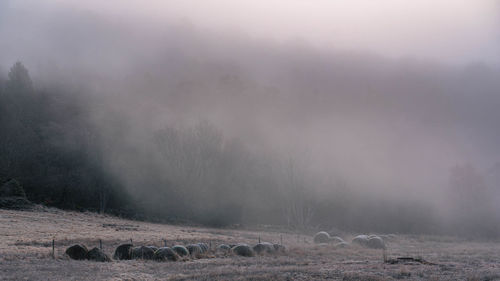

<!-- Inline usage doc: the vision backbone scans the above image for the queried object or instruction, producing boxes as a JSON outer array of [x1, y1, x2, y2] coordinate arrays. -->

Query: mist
[[1, 0, 500, 236]]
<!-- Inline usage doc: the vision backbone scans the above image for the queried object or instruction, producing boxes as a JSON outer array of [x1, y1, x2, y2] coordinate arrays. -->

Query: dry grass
[[1, 208, 500, 280]]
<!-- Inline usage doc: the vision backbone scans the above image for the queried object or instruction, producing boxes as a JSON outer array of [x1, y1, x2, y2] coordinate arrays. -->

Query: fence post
[[258, 236, 261, 244], [99, 239, 102, 250], [52, 239, 55, 259]]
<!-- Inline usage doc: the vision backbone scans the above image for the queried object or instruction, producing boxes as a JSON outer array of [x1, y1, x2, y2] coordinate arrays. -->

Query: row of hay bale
[[221, 242, 286, 257], [65, 245, 111, 262], [313, 231, 389, 249], [113, 243, 208, 261], [65, 241, 286, 261]]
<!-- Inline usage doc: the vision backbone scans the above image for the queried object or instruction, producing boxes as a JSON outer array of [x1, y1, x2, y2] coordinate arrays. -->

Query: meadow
[[1, 208, 499, 280]]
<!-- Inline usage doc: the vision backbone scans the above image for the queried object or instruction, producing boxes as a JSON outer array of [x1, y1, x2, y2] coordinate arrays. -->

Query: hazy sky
[[30, 0, 500, 64], [2, 0, 500, 223]]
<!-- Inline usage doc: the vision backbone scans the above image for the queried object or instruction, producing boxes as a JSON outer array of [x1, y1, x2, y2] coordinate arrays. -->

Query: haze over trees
[[1, 0, 500, 237]]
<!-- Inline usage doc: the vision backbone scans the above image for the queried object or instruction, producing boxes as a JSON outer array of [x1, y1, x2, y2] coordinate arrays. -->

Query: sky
[[29, 0, 500, 64]]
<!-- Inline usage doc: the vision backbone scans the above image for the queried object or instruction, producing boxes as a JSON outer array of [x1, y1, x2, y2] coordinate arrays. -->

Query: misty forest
[[1, 1, 500, 280], [1, 1, 500, 237]]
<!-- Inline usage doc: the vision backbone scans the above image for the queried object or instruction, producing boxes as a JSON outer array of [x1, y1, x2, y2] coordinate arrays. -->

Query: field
[[1, 208, 500, 280]]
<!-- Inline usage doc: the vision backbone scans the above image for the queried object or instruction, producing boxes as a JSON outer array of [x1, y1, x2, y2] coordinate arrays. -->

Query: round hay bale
[[154, 247, 179, 261], [253, 242, 274, 254], [216, 244, 231, 252], [232, 244, 254, 257], [197, 243, 209, 253], [379, 234, 396, 241], [352, 235, 369, 246], [65, 244, 88, 260], [273, 244, 286, 252], [313, 231, 331, 244], [147, 246, 158, 252], [86, 247, 111, 262], [329, 236, 345, 244], [131, 246, 155, 260], [366, 236, 385, 249], [113, 244, 133, 260], [186, 244, 203, 256], [172, 245, 189, 257], [334, 242, 350, 248]]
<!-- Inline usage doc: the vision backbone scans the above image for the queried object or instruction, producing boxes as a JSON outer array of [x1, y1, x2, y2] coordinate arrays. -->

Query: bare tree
[[281, 157, 315, 229]]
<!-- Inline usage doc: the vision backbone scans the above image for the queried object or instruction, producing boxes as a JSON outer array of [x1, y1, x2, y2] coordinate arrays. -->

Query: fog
[[1, 0, 500, 235]]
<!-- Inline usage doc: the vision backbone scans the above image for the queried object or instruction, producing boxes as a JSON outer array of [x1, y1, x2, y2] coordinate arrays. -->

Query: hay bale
[[131, 246, 155, 260], [186, 244, 202, 256], [232, 244, 254, 257], [216, 244, 231, 252], [253, 242, 274, 254], [86, 247, 111, 262], [147, 246, 158, 252], [113, 244, 133, 260], [352, 235, 369, 246], [172, 245, 189, 257], [313, 231, 331, 243], [329, 236, 345, 244], [65, 244, 88, 260], [334, 242, 350, 248], [273, 244, 286, 252], [154, 247, 179, 261], [197, 243, 209, 253], [366, 236, 385, 249]]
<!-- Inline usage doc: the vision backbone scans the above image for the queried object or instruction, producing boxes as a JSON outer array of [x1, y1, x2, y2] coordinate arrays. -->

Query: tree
[[447, 163, 499, 237], [281, 157, 315, 229], [6, 61, 33, 94]]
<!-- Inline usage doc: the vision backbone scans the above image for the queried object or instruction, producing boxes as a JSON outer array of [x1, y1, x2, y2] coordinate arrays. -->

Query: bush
[[0, 179, 26, 198]]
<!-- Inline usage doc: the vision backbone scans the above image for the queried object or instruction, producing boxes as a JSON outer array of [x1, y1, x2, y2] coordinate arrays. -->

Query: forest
[[1, 0, 500, 238], [1, 59, 500, 237]]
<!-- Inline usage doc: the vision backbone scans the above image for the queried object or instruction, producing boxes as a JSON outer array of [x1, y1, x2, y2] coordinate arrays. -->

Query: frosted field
[[1, 208, 500, 281]]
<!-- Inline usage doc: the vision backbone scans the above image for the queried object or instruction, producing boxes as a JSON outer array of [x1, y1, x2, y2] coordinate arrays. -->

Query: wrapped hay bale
[[113, 243, 133, 260], [154, 247, 179, 261], [252, 242, 274, 254], [186, 244, 203, 257], [232, 244, 254, 257], [273, 244, 286, 252], [65, 244, 88, 260], [172, 245, 189, 257], [131, 246, 155, 260], [330, 236, 345, 244], [197, 243, 209, 253], [352, 235, 369, 246], [87, 247, 111, 262], [366, 236, 385, 249], [216, 244, 231, 252], [313, 231, 331, 244], [334, 242, 350, 248]]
